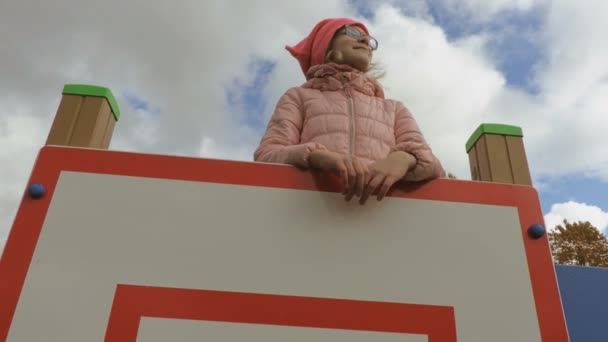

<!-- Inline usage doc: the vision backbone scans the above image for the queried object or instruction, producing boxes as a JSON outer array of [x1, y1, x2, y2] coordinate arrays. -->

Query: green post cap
[[62, 84, 120, 121], [465, 123, 523, 152]]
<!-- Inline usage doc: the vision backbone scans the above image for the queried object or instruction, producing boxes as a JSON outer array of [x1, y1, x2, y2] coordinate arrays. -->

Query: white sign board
[[0, 146, 569, 341]]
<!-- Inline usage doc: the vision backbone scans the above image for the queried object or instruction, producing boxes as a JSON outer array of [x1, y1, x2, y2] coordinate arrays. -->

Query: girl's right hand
[[308, 150, 368, 201]]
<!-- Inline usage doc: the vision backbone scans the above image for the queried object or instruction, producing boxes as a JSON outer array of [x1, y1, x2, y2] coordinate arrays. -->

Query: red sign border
[[0, 146, 569, 341], [105, 284, 456, 341]]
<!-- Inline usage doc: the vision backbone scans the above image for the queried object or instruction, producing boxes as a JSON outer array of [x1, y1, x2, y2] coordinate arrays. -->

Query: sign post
[[45, 84, 120, 149]]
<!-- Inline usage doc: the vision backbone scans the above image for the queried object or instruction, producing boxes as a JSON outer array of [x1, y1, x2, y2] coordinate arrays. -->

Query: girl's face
[[327, 25, 378, 72]]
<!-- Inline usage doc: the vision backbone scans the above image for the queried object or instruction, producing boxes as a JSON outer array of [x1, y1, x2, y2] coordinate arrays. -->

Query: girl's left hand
[[359, 151, 416, 204]]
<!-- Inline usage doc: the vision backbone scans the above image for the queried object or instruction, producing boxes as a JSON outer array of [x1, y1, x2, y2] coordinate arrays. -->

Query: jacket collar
[[302, 63, 385, 99]]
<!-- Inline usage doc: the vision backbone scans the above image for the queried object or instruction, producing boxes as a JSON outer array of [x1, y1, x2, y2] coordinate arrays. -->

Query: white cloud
[[0, 0, 358, 242], [197, 135, 254, 162], [461, 0, 537, 15], [431, 0, 543, 23], [1, 0, 607, 253], [376, 0, 608, 183], [0, 108, 47, 238], [366, 5, 505, 176], [354, 0, 432, 19], [525, 1, 608, 180], [544, 201, 608, 234]]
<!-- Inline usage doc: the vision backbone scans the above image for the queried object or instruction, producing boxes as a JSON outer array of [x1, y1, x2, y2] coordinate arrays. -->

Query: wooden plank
[[100, 114, 116, 149], [69, 97, 112, 148], [45, 95, 83, 146], [475, 135, 492, 182], [485, 134, 514, 184], [506, 136, 533, 185], [468, 146, 479, 181]]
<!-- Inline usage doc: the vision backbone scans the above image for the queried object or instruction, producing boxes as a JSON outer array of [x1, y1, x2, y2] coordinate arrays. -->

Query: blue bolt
[[528, 224, 546, 239], [28, 183, 46, 199]]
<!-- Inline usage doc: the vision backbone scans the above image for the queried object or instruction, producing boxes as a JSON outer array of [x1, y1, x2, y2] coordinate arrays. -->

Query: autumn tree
[[548, 219, 608, 267]]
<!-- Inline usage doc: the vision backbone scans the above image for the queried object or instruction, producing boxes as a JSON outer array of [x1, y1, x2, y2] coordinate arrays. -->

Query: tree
[[548, 219, 608, 267]]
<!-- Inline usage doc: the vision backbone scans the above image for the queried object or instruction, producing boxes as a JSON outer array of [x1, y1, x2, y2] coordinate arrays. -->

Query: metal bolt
[[528, 224, 546, 239], [28, 183, 46, 199]]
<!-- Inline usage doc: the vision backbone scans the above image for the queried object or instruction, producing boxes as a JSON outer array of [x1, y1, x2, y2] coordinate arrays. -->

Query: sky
[[1, 0, 607, 252]]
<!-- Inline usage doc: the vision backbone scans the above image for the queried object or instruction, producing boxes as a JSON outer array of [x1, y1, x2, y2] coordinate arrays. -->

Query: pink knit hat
[[286, 18, 370, 76]]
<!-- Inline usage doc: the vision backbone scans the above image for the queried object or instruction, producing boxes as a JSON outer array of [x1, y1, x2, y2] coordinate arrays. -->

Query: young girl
[[254, 18, 445, 204]]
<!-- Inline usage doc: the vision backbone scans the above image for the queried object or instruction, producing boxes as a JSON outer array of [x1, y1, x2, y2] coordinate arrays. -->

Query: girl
[[254, 18, 445, 204]]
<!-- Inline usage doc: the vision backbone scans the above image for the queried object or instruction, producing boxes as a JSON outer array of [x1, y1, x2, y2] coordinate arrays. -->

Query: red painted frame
[[105, 285, 456, 341], [0, 146, 569, 341]]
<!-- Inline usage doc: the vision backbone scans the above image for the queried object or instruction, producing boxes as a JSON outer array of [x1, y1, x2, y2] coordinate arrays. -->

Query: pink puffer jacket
[[254, 63, 445, 181]]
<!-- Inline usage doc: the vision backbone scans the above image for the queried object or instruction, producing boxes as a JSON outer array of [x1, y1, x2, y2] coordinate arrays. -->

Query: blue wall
[[555, 265, 608, 341]]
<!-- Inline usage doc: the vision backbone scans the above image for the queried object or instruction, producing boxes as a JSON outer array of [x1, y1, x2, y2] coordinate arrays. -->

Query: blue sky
[[539, 175, 608, 214], [225, 58, 277, 132], [426, 2, 546, 94]]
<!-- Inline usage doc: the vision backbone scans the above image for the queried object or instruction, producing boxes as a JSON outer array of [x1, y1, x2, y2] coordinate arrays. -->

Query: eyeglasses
[[342, 25, 379, 51]]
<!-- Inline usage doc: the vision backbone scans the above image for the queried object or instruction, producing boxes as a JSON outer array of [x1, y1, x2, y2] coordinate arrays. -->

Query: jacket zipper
[[345, 88, 355, 156]]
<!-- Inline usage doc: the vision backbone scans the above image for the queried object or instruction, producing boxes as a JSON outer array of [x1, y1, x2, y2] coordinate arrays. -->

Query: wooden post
[[466, 123, 532, 186], [45, 84, 120, 149]]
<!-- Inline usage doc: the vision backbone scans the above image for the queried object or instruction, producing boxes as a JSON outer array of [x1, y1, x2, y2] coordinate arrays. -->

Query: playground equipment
[[0, 84, 606, 341]]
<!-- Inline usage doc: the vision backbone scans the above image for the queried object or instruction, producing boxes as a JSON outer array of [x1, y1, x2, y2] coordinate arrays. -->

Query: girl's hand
[[309, 150, 368, 200], [359, 151, 416, 204]]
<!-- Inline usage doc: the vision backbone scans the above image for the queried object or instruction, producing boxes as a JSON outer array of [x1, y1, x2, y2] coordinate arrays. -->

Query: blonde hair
[[367, 62, 386, 81]]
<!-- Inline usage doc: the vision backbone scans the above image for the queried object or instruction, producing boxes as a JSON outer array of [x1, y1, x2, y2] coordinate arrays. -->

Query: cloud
[[518, 1, 608, 181], [225, 58, 277, 132], [0, 109, 47, 239], [431, 0, 542, 24], [544, 201, 608, 234], [0, 0, 358, 235], [365, 5, 506, 176], [197, 136, 253, 162], [385, 0, 608, 183], [1, 0, 607, 253], [350, 0, 432, 19]]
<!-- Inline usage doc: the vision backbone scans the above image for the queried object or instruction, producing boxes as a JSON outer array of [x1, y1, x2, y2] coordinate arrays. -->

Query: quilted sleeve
[[254, 87, 326, 167], [391, 101, 446, 181]]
